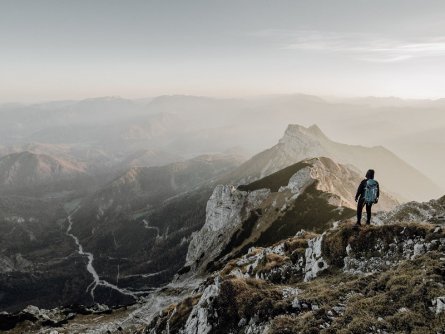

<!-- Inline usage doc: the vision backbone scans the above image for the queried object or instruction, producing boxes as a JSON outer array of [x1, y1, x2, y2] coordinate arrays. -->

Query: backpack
[[364, 179, 378, 204]]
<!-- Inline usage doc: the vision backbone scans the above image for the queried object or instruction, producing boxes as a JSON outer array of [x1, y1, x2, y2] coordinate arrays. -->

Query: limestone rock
[[304, 233, 328, 281], [185, 185, 270, 272]]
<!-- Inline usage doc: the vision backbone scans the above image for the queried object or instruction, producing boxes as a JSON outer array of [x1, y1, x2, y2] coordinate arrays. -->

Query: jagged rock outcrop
[[434, 296, 445, 314], [180, 277, 221, 334], [303, 233, 328, 281], [185, 185, 270, 273]]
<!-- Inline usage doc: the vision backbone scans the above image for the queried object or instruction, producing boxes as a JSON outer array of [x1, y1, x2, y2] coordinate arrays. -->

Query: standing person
[[355, 169, 379, 226]]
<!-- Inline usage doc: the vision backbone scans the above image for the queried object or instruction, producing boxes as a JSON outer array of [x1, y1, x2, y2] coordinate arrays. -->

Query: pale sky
[[1, 0, 445, 103]]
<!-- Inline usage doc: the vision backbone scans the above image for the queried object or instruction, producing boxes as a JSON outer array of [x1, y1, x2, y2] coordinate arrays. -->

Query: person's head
[[366, 169, 375, 179]]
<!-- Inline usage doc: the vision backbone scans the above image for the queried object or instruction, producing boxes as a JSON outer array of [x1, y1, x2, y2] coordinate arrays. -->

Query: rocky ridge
[[184, 157, 397, 275]]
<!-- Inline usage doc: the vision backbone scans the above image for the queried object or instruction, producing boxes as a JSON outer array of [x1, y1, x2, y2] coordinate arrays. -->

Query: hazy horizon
[[2, 0, 445, 103], [3, 92, 445, 106]]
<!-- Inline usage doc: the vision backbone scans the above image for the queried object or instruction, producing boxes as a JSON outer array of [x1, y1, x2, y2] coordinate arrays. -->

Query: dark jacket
[[355, 179, 380, 201]]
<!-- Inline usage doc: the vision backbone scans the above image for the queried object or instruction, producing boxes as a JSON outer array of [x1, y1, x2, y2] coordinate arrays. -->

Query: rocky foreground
[[146, 222, 445, 334], [6, 221, 443, 333]]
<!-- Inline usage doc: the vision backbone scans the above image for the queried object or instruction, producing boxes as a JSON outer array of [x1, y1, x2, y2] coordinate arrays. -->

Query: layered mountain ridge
[[226, 124, 441, 202]]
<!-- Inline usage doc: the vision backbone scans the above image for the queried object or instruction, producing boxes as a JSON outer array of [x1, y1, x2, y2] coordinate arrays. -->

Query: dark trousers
[[357, 198, 372, 224]]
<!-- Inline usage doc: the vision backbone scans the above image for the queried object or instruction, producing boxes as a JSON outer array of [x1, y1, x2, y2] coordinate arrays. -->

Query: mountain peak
[[238, 123, 442, 202], [307, 124, 325, 136], [282, 124, 328, 142]]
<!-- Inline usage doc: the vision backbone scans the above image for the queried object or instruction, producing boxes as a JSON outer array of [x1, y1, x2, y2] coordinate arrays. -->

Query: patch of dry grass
[[322, 222, 442, 266], [145, 294, 201, 333], [271, 251, 445, 334], [256, 253, 289, 273], [220, 259, 240, 277], [212, 278, 291, 333]]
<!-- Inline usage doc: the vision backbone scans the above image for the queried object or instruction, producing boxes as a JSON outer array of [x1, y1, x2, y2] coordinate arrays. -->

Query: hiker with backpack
[[355, 169, 379, 226]]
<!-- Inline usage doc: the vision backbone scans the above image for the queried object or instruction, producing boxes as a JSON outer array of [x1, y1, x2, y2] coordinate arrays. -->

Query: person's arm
[[355, 180, 365, 201], [376, 181, 380, 202]]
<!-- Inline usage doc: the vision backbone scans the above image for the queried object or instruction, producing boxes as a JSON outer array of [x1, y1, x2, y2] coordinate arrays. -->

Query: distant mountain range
[[2, 94, 445, 189]]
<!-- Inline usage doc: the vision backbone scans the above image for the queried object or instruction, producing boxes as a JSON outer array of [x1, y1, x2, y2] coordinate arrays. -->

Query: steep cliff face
[[185, 185, 270, 273], [183, 157, 398, 276]]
